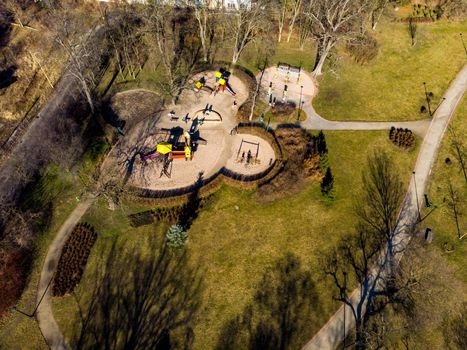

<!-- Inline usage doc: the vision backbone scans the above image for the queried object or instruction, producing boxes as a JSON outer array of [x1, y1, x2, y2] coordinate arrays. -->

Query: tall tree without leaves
[[230, 0, 269, 64], [187, 0, 217, 62], [445, 181, 465, 240], [304, 0, 370, 75], [145, 2, 201, 103], [448, 125, 467, 183], [369, 0, 390, 30]]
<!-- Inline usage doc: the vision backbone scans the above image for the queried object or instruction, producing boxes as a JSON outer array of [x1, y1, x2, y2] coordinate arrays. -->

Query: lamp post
[[297, 85, 303, 122], [413, 171, 421, 223], [423, 82, 432, 116], [343, 270, 347, 348]]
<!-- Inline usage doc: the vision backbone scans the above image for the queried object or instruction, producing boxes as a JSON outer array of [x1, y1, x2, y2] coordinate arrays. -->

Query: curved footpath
[[36, 196, 95, 350], [302, 63, 467, 350], [301, 102, 431, 137], [34, 65, 466, 350]]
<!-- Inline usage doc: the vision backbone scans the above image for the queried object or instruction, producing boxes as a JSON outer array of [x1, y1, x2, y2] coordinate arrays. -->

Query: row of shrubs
[[53, 223, 97, 297], [389, 127, 415, 149]]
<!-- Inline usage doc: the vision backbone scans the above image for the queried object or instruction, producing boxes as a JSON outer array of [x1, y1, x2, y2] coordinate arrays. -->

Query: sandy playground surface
[[258, 66, 316, 107], [102, 71, 277, 190]]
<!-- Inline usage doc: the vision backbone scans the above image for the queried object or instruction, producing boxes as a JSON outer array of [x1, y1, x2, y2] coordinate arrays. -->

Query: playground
[[102, 69, 277, 190], [258, 63, 316, 109]]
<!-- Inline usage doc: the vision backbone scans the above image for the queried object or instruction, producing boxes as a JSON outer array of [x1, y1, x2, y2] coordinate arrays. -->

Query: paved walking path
[[36, 196, 95, 350], [301, 63, 467, 350], [301, 103, 431, 137]]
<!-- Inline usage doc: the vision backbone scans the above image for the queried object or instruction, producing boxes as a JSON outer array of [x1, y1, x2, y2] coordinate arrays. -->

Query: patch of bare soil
[[106, 89, 164, 130], [257, 127, 318, 202]]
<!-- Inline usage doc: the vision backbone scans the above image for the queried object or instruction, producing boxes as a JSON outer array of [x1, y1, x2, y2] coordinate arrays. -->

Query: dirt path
[[301, 63, 467, 350], [36, 196, 95, 350]]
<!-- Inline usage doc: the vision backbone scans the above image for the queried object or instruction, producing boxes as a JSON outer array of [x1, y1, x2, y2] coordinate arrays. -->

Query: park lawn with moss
[[424, 95, 466, 284], [50, 130, 418, 350], [314, 19, 466, 122]]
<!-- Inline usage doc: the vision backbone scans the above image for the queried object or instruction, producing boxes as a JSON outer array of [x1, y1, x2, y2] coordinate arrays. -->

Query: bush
[[166, 224, 188, 248], [257, 127, 318, 202], [346, 33, 379, 64], [389, 127, 415, 149]]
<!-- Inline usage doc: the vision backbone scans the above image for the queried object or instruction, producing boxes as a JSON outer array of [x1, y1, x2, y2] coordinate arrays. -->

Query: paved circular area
[[258, 66, 317, 106]]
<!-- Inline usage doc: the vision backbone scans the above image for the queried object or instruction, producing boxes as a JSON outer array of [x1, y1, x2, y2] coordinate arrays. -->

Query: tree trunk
[[312, 39, 333, 76], [81, 80, 94, 114], [232, 50, 239, 64]]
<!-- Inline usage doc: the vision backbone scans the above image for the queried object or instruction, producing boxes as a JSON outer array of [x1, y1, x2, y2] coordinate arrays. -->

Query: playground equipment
[[194, 76, 214, 94], [274, 63, 301, 84], [215, 68, 236, 96], [236, 139, 261, 166], [193, 105, 223, 122]]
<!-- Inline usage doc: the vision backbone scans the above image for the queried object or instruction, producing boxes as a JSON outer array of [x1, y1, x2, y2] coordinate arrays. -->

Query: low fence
[[125, 124, 285, 206]]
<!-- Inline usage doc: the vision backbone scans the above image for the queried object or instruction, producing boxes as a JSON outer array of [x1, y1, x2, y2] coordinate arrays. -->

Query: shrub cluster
[[346, 33, 379, 64], [410, 3, 441, 21], [389, 127, 415, 149], [53, 223, 97, 297], [257, 127, 319, 201], [166, 224, 188, 248], [270, 101, 297, 117]]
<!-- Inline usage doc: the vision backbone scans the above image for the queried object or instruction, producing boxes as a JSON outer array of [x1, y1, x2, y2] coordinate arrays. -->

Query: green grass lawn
[[48, 130, 418, 350], [424, 95, 466, 284], [314, 19, 467, 122]]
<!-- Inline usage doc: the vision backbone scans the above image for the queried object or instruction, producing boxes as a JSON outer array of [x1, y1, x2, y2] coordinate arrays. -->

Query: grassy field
[[424, 95, 466, 283], [46, 130, 419, 350], [314, 18, 466, 122]]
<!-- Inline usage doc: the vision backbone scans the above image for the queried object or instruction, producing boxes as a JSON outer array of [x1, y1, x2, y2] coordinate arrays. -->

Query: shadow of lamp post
[[423, 82, 432, 116], [460, 33, 467, 56], [10, 275, 54, 318], [297, 85, 304, 122]]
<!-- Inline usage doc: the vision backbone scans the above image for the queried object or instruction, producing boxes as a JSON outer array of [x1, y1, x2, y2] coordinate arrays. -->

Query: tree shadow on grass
[[216, 253, 321, 350], [71, 235, 203, 350]]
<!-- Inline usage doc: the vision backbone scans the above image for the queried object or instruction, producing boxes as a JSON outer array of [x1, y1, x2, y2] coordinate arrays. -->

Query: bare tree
[[357, 150, 404, 258], [445, 181, 465, 240], [188, 0, 217, 62], [286, 0, 303, 42], [369, 0, 389, 30], [103, 4, 148, 81], [51, 7, 104, 114], [276, 0, 288, 42], [297, 0, 314, 50], [144, 2, 201, 103], [305, 0, 370, 75], [230, 0, 270, 64], [448, 126, 467, 183]]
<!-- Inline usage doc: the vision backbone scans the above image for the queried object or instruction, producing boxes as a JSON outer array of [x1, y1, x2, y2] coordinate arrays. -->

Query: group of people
[[240, 149, 253, 165]]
